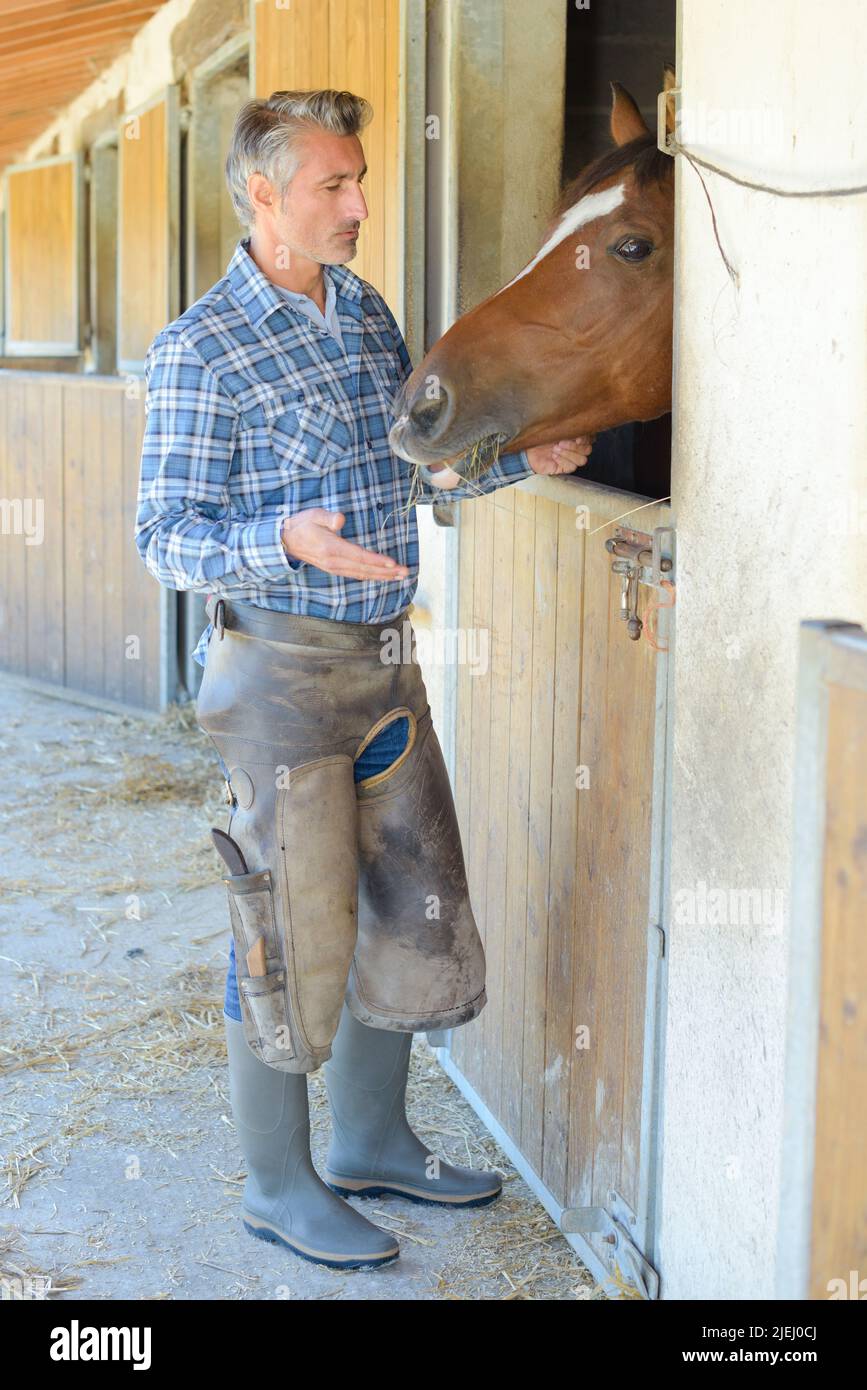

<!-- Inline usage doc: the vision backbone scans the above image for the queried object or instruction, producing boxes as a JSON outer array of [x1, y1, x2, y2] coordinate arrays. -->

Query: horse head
[[389, 76, 675, 489]]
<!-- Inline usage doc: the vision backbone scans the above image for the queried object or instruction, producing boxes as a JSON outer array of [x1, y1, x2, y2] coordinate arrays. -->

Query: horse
[[388, 76, 675, 490]]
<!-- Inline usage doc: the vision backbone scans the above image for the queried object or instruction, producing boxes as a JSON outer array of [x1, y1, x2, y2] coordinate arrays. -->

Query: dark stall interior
[[560, 0, 676, 500]]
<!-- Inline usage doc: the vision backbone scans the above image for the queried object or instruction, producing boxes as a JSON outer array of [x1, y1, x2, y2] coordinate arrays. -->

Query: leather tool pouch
[[214, 753, 359, 1072], [273, 753, 359, 1059], [222, 867, 296, 1064]]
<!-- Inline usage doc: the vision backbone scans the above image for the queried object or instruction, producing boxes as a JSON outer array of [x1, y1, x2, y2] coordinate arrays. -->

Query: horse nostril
[[408, 386, 450, 439]]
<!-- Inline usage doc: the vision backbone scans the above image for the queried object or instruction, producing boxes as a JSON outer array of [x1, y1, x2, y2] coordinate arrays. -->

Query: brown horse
[[389, 80, 674, 489]]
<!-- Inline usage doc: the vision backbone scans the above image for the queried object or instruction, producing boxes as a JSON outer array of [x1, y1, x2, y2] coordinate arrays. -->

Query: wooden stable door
[[0, 373, 172, 711], [444, 473, 673, 1298], [778, 621, 867, 1300]]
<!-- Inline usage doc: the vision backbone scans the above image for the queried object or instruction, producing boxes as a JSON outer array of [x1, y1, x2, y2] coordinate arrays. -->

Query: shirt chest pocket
[[240, 388, 354, 473], [362, 320, 403, 404]]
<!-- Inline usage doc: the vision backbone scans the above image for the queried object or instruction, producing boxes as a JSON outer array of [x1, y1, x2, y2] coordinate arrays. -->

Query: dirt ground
[[0, 673, 605, 1301]]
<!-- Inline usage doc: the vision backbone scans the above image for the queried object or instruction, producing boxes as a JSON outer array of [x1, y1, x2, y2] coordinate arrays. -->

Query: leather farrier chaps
[[196, 596, 486, 1074]]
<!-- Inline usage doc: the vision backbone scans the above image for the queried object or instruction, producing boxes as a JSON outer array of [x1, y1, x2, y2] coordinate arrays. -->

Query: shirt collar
[[226, 236, 363, 330], [277, 274, 337, 319]]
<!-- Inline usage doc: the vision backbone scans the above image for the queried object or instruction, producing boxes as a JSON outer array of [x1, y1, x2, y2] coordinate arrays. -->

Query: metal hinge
[[561, 1189, 659, 1299]]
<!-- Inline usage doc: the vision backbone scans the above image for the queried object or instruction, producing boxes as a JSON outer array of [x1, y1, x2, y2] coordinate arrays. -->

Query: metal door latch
[[605, 524, 674, 642]]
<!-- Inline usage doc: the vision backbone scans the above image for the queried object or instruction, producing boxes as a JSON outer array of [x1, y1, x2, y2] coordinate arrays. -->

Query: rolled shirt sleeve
[[376, 301, 536, 503], [134, 331, 305, 590]]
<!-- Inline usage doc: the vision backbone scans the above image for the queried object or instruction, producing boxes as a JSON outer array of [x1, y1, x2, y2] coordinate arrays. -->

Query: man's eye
[[613, 236, 654, 263]]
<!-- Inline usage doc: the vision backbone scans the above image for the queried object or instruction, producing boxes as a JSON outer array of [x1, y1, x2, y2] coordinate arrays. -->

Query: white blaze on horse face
[[493, 181, 626, 296]]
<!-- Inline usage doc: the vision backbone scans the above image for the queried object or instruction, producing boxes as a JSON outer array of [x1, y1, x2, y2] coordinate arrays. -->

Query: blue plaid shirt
[[134, 236, 535, 667]]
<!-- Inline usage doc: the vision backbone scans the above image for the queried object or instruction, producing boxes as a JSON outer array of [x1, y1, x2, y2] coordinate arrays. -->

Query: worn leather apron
[[195, 595, 487, 1074]]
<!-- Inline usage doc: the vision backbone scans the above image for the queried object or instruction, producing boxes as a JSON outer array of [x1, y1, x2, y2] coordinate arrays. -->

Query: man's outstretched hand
[[281, 508, 411, 581], [525, 435, 594, 475], [280, 436, 594, 579]]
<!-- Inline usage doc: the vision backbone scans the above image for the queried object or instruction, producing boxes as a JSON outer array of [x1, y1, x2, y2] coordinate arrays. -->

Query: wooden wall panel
[[117, 89, 179, 372], [779, 623, 867, 1299], [464, 492, 495, 1090], [100, 388, 126, 703], [4, 155, 81, 354], [483, 492, 515, 1125], [452, 484, 669, 1226], [0, 378, 9, 671], [62, 382, 88, 694], [571, 501, 660, 1231], [500, 490, 533, 1141], [0, 373, 169, 712], [0, 378, 22, 669], [454, 492, 476, 966], [542, 504, 585, 1202], [0, 376, 66, 680], [26, 379, 65, 685], [252, 0, 402, 308], [253, 0, 330, 89], [809, 677, 867, 1297], [523, 494, 558, 1173]]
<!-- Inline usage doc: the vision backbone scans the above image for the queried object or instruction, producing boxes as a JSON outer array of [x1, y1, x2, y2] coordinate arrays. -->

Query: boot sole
[[241, 1214, 399, 1269], [324, 1174, 502, 1208]]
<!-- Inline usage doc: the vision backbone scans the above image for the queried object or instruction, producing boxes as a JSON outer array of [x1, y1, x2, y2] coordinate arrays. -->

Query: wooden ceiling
[[0, 0, 171, 173]]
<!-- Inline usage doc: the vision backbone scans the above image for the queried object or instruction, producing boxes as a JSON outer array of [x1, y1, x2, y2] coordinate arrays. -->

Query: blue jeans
[[220, 717, 410, 1021]]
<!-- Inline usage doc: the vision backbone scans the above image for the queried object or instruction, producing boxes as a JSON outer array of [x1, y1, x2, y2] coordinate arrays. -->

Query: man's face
[[252, 128, 368, 266]]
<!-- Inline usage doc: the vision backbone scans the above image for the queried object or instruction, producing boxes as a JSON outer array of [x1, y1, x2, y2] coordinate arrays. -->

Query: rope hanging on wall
[[658, 89, 867, 286], [665, 137, 867, 201]]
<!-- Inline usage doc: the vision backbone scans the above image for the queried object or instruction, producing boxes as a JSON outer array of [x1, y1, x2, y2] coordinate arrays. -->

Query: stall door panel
[[451, 479, 671, 1292]]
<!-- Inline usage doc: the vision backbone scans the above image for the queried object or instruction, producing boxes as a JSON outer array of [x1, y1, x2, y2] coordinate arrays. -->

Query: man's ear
[[245, 173, 276, 219], [609, 81, 651, 146]]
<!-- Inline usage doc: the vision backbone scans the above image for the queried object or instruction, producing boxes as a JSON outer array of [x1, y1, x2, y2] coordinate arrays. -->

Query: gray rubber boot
[[322, 1003, 502, 1207], [223, 1015, 399, 1269]]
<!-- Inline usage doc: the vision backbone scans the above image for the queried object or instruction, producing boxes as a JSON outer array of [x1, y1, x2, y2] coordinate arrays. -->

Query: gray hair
[[225, 89, 374, 230]]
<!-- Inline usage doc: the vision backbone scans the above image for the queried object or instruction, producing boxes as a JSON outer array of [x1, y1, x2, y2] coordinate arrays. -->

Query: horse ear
[[609, 82, 651, 146], [662, 63, 677, 139]]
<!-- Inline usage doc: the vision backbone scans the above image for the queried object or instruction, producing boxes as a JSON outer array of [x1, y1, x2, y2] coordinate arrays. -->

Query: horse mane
[[549, 134, 672, 228]]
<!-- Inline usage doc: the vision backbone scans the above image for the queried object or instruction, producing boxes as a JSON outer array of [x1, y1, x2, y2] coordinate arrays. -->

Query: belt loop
[[215, 599, 226, 641]]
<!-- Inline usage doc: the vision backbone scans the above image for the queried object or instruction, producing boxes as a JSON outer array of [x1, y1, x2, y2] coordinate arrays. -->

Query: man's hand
[[281, 508, 410, 580], [526, 435, 594, 476]]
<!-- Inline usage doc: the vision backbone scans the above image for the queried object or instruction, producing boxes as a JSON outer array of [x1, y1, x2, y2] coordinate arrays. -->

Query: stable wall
[[661, 0, 867, 1299]]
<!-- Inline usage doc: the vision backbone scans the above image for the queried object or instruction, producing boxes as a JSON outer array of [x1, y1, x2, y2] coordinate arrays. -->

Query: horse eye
[[614, 236, 654, 263]]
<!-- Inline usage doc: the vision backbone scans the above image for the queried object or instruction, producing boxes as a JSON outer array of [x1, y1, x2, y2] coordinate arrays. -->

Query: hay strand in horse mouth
[[380, 431, 510, 546]]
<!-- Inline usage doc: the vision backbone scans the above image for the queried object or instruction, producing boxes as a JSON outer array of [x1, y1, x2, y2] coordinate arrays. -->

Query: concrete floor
[[0, 674, 603, 1301]]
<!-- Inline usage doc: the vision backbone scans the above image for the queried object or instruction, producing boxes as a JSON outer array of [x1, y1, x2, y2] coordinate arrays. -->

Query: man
[[135, 89, 592, 1271]]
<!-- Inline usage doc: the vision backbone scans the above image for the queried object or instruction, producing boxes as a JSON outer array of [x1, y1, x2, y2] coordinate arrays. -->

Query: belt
[[205, 595, 414, 652]]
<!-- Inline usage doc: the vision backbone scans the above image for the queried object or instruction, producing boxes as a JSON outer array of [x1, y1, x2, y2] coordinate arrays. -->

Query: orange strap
[[644, 579, 676, 652]]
